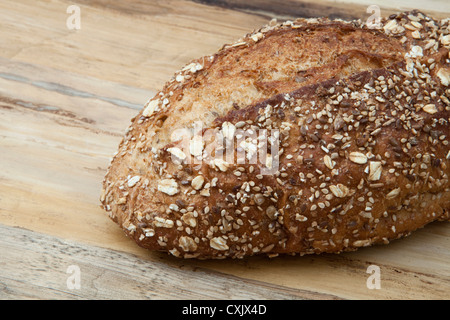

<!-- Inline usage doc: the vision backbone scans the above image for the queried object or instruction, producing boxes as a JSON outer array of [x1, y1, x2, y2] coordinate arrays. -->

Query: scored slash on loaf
[[101, 10, 450, 259]]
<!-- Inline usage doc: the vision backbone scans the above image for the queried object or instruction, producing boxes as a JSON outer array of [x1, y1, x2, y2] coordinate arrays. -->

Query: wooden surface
[[0, 0, 449, 300]]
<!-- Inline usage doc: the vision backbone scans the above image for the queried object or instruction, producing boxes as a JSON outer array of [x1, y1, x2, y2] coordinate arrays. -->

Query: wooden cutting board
[[0, 0, 449, 300]]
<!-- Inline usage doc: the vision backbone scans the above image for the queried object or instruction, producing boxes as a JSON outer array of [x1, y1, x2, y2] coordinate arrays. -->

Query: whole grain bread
[[101, 10, 450, 259]]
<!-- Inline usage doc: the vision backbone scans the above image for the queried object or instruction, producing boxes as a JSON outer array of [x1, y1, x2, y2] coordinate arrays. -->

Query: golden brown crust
[[101, 10, 450, 259]]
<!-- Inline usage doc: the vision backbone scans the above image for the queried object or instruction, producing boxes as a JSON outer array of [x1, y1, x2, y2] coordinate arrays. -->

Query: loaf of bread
[[100, 10, 450, 259]]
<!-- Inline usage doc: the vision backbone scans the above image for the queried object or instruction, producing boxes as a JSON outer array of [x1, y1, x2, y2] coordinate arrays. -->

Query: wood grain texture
[[192, 0, 450, 20], [0, 0, 449, 300], [1, 225, 337, 299]]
